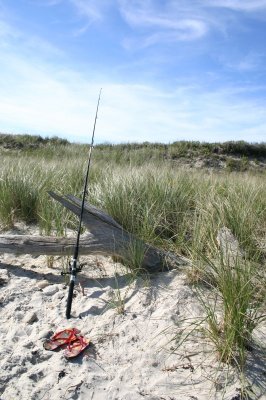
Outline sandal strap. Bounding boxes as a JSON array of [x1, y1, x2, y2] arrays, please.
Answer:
[[67, 335, 88, 351], [51, 328, 80, 343]]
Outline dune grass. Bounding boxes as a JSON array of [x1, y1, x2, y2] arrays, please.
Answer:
[[0, 147, 265, 256], [194, 253, 265, 368]]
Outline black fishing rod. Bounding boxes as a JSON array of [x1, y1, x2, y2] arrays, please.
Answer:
[[65, 89, 102, 319]]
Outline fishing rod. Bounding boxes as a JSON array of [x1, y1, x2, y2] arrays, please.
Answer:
[[64, 89, 102, 319]]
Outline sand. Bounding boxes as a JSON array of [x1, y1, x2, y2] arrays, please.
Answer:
[[0, 225, 265, 400]]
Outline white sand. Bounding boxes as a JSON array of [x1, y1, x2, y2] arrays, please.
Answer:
[[0, 226, 265, 400]]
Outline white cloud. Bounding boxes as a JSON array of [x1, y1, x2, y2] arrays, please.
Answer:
[[121, 7, 207, 37], [30, 0, 63, 5], [0, 16, 63, 58], [67, 0, 115, 35], [0, 44, 265, 143], [216, 51, 265, 73], [0, 19, 19, 40], [206, 0, 266, 11], [143, 20, 208, 46], [69, 0, 101, 21], [227, 53, 264, 71], [63, 0, 266, 45], [118, 1, 208, 47], [65, 1, 210, 44], [69, 0, 112, 22]]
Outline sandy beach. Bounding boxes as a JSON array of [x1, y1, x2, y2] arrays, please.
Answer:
[[0, 226, 266, 400], [0, 225, 265, 400]]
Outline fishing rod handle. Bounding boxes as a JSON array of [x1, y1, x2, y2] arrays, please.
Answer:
[[66, 279, 75, 319]]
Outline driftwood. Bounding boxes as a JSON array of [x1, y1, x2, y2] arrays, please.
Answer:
[[0, 192, 186, 272], [217, 226, 244, 265]]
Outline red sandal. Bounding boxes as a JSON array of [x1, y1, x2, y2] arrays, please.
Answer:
[[64, 334, 90, 359], [43, 328, 80, 351]]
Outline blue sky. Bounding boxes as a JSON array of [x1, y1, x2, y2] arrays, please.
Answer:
[[0, 0, 265, 144]]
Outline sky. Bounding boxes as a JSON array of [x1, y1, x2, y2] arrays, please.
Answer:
[[0, 1, 266, 144]]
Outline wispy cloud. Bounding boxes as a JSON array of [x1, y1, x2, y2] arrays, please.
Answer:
[[0, 41, 265, 143], [206, 0, 266, 11], [0, 19, 19, 40], [63, 0, 266, 45], [119, 1, 208, 47], [69, 0, 111, 22], [67, 0, 114, 35], [0, 16, 63, 59], [117, 0, 265, 51], [224, 52, 265, 72], [65, 1, 210, 44], [30, 0, 63, 5], [122, 22, 208, 50]]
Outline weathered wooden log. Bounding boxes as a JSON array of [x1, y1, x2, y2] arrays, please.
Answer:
[[0, 233, 165, 272], [217, 226, 244, 265], [0, 192, 187, 272]]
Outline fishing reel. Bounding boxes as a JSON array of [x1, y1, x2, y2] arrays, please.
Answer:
[[61, 260, 83, 276]]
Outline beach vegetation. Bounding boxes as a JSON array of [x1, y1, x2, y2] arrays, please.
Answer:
[[0, 134, 265, 379]]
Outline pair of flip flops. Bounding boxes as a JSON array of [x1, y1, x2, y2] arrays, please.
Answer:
[[43, 328, 89, 358]]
